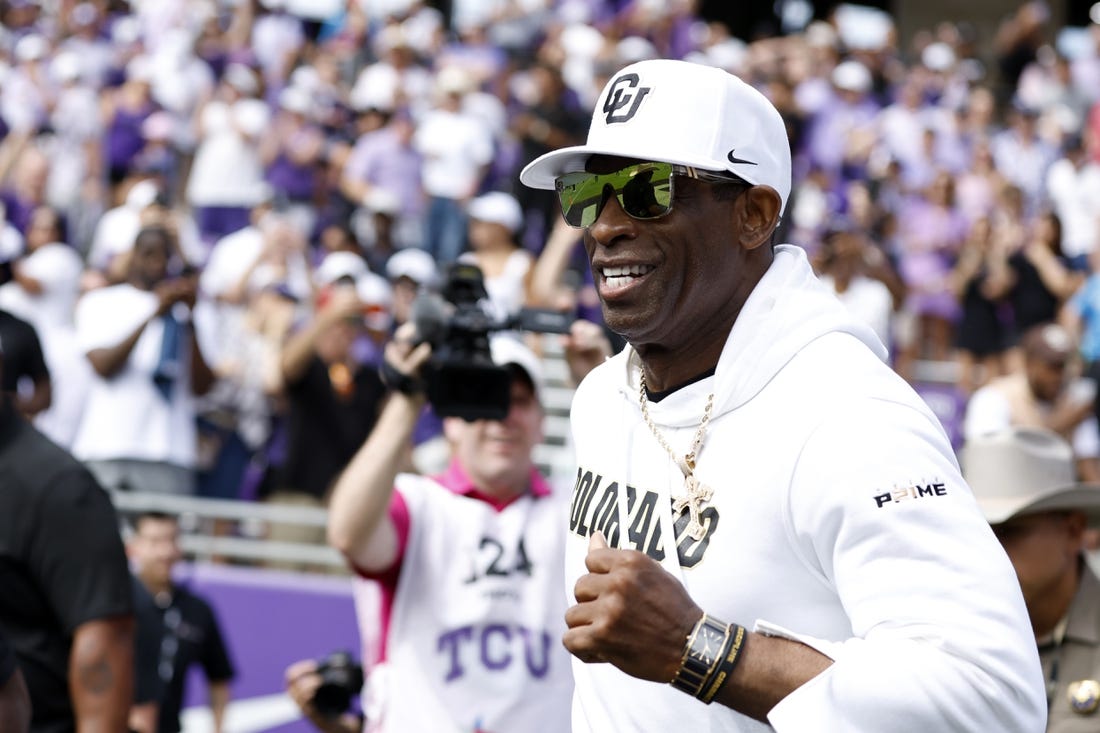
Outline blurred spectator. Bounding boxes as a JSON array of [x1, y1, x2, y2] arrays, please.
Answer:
[[0, 146, 53, 236], [895, 171, 969, 371], [459, 191, 532, 322], [261, 87, 326, 239], [965, 322, 1100, 481], [509, 61, 587, 248], [385, 247, 439, 328], [186, 63, 271, 245], [1, 34, 53, 137], [194, 213, 309, 505], [127, 512, 235, 733], [0, 349, 135, 733], [252, 0, 307, 88], [950, 218, 1012, 395], [1045, 132, 1100, 271], [953, 138, 1004, 226], [340, 105, 424, 253], [73, 225, 215, 496], [994, 1, 1050, 101], [58, 3, 112, 86], [1004, 210, 1082, 350], [813, 225, 898, 349], [0, 205, 88, 446], [87, 178, 161, 282], [1062, 244, 1100, 427], [103, 56, 159, 191], [132, 112, 182, 205], [199, 204, 312, 315], [803, 59, 880, 182], [413, 67, 494, 265], [990, 102, 1058, 213], [351, 25, 433, 117], [266, 279, 387, 567], [46, 49, 104, 229]]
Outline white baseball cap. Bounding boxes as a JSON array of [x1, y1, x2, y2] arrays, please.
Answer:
[[468, 192, 523, 233], [520, 59, 792, 215], [490, 334, 544, 399], [831, 60, 872, 93], [278, 86, 312, 115], [356, 271, 395, 332], [385, 248, 439, 287], [314, 251, 369, 287], [961, 427, 1100, 525]]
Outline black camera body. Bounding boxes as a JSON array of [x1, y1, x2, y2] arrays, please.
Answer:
[[312, 651, 365, 719], [412, 262, 572, 421]]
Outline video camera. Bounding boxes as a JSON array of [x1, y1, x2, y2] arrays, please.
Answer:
[[311, 650, 365, 719], [410, 262, 572, 421]]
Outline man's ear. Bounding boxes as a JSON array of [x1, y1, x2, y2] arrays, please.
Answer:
[[1066, 510, 1088, 547], [737, 186, 782, 251]]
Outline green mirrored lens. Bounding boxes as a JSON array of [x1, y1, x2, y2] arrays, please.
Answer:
[[556, 162, 674, 227]]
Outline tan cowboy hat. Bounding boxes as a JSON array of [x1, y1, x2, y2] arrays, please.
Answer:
[[960, 427, 1100, 525]]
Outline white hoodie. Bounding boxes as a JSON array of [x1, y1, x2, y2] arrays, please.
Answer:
[[566, 245, 1045, 732]]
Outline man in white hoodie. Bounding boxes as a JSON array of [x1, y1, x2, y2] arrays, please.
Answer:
[[519, 58, 1047, 732]]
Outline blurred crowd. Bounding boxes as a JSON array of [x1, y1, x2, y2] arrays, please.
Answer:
[[0, 0, 1099, 514]]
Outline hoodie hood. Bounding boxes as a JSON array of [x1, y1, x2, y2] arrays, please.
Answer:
[[615, 244, 888, 428]]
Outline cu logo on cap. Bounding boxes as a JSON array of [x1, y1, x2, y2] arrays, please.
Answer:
[[603, 73, 651, 124]]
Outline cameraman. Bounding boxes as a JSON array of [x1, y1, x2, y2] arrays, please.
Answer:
[[322, 329, 574, 732], [284, 657, 361, 733]]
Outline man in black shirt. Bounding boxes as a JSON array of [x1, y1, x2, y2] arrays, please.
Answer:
[[265, 280, 387, 569], [0, 349, 134, 733], [128, 512, 236, 733]]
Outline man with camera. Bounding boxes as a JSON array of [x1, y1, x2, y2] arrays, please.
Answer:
[[303, 329, 574, 732], [72, 224, 215, 496]]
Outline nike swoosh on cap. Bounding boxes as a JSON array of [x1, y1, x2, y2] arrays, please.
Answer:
[[726, 150, 757, 165]]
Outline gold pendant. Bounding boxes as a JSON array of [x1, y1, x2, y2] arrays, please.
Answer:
[[672, 474, 713, 541]]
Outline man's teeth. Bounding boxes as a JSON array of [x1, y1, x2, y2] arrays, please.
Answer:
[[602, 265, 653, 288], [602, 265, 651, 277]]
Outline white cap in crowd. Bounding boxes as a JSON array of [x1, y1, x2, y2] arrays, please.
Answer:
[[961, 427, 1100, 525], [490, 334, 544, 400], [831, 60, 872, 93], [520, 58, 793, 215], [51, 51, 81, 84], [224, 63, 259, 96], [362, 188, 402, 216], [314, 251, 370, 287], [15, 34, 47, 63], [357, 272, 395, 332], [278, 86, 312, 116], [385, 248, 439, 288], [467, 192, 524, 234], [435, 65, 474, 97]]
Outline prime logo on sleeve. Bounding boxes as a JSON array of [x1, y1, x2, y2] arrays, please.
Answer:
[[873, 481, 948, 509]]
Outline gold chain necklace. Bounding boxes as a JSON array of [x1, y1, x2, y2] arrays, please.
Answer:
[[639, 371, 716, 541]]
